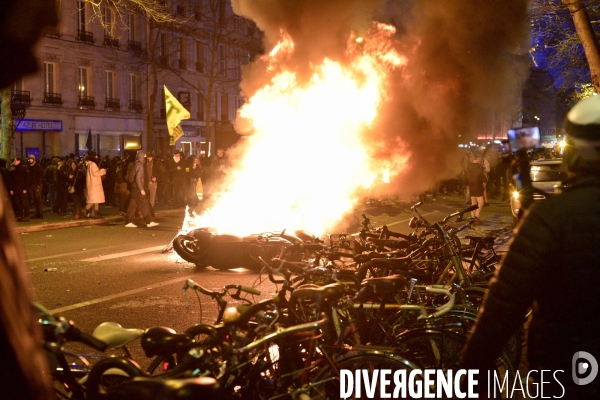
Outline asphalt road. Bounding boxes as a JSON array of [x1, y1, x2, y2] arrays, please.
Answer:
[[21, 194, 514, 370]]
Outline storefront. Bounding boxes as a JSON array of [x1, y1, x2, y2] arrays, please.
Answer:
[[15, 118, 63, 159], [75, 116, 144, 159], [179, 124, 207, 158]]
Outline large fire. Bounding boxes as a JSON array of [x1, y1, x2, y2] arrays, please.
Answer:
[[183, 23, 408, 237]]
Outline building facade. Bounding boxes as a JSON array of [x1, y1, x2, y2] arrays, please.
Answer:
[[7, 0, 260, 160]]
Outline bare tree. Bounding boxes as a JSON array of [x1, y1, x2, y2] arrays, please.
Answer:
[[562, 0, 600, 92], [139, 0, 260, 154], [530, 0, 600, 103]]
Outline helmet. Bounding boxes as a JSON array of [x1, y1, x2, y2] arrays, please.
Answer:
[[563, 96, 600, 174]]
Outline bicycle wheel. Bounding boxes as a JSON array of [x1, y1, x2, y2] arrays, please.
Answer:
[[310, 351, 417, 399], [395, 328, 465, 370]]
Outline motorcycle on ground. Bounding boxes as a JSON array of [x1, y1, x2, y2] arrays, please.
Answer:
[[171, 229, 320, 270]]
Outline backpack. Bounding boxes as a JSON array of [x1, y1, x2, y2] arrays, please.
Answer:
[[126, 163, 135, 183]]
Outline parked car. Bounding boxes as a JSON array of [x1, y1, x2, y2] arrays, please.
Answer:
[[510, 158, 565, 226]]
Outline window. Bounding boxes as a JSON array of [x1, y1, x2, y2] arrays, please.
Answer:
[[194, 0, 203, 20], [232, 49, 242, 80], [78, 67, 94, 108], [77, 0, 93, 43], [177, 37, 187, 69], [43, 63, 61, 106], [103, 7, 114, 37], [160, 34, 169, 57], [105, 70, 118, 99], [219, 0, 226, 23], [13, 79, 23, 92], [195, 42, 205, 72], [44, 62, 56, 93], [129, 74, 139, 101], [176, 0, 186, 16], [218, 44, 226, 76], [127, 14, 142, 51], [78, 67, 89, 97], [129, 74, 142, 112], [220, 93, 229, 122], [197, 92, 205, 121], [128, 14, 136, 41], [159, 34, 169, 66], [77, 0, 87, 32]]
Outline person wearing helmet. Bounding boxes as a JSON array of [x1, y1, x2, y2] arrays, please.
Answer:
[[461, 96, 600, 399]]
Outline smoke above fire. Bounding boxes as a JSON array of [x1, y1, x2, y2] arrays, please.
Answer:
[[232, 0, 531, 195], [188, 0, 531, 236]]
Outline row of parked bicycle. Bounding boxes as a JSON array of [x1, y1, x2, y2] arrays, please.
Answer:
[[41, 202, 520, 399]]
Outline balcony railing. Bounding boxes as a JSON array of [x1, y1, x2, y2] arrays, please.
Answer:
[[103, 34, 119, 48], [78, 96, 96, 109], [129, 100, 143, 113], [158, 56, 169, 68], [105, 98, 120, 110], [11, 90, 31, 106], [43, 92, 62, 106], [77, 30, 94, 44], [128, 40, 142, 53], [195, 62, 204, 73], [176, 59, 187, 70]]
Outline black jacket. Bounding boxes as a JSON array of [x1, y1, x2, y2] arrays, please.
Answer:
[[27, 162, 43, 186], [9, 163, 29, 192], [462, 175, 600, 395]]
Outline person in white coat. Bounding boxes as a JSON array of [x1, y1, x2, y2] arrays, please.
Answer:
[[84, 152, 107, 218]]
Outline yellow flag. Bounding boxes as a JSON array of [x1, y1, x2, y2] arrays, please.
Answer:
[[164, 86, 190, 146]]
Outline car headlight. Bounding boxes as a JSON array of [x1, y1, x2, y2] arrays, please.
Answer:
[[512, 191, 520, 200]]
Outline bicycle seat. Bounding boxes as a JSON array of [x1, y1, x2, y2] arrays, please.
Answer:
[[118, 376, 219, 399], [290, 282, 346, 304], [92, 322, 145, 349], [370, 256, 412, 270], [140, 327, 193, 358], [360, 275, 407, 295]]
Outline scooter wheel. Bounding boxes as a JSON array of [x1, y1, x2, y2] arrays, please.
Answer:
[[173, 234, 207, 265]]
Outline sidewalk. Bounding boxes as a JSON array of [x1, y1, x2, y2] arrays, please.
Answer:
[[14, 204, 187, 234]]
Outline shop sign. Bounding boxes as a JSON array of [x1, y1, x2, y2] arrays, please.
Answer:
[[17, 119, 62, 132], [182, 126, 206, 138]]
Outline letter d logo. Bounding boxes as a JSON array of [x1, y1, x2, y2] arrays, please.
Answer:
[[572, 351, 598, 386]]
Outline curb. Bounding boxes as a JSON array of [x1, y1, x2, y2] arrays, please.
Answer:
[[14, 208, 186, 234]]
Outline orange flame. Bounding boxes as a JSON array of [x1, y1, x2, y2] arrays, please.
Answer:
[[184, 23, 408, 237]]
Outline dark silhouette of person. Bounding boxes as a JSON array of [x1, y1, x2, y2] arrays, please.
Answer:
[[0, 0, 58, 398]]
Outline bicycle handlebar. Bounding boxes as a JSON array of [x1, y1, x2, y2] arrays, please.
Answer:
[[442, 204, 478, 224], [183, 279, 260, 297], [421, 285, 455, 319], [269, 258, 308, 275]]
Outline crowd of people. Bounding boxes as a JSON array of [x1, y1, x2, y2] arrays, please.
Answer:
[[0, 148, 229, 226], [428, 145, 560, 223]]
